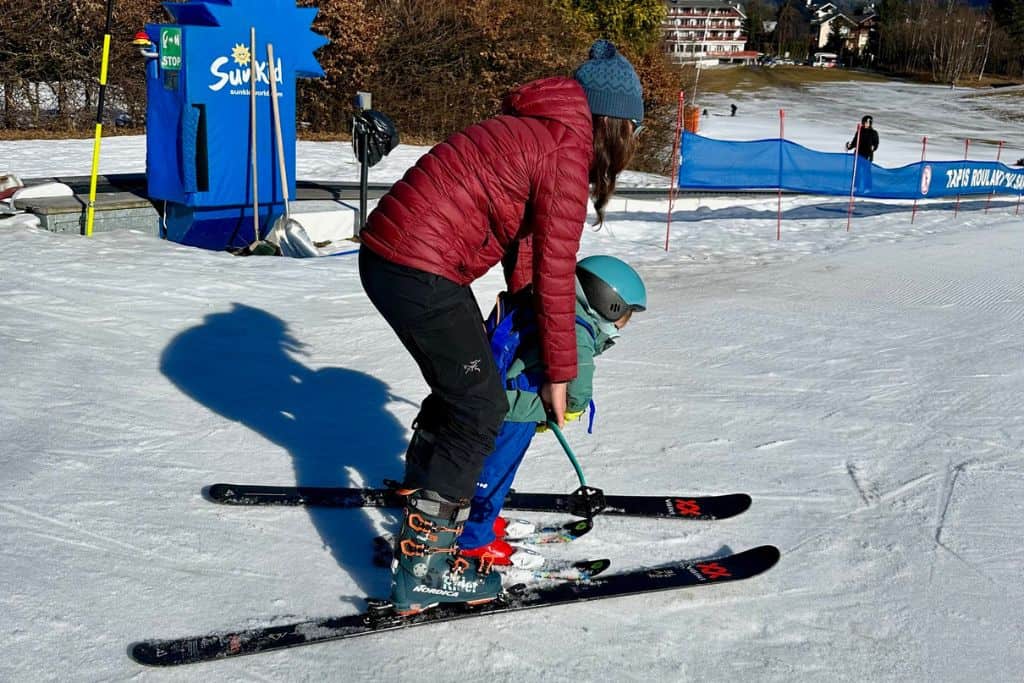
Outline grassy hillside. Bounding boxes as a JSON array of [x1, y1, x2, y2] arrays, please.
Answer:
[[695, 64, 1021, 96], [694, 65, 890, 95]]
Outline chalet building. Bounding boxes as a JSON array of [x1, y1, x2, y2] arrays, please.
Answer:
[[662, 0, 756, 65], [807, 0, 877, 58]]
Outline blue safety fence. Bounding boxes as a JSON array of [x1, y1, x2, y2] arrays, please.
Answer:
[[678, 132, 1024, 200]]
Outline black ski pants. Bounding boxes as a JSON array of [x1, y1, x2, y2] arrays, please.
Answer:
[[359, 246, 508, 501]]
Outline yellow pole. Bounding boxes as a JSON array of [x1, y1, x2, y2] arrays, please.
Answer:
[[86, 2, 115, 237]]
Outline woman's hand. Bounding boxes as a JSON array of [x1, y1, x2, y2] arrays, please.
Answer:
[[540, 381, 568, 427]]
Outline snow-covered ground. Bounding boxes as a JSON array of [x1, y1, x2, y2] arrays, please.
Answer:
[[1, 76, 1022, 681]]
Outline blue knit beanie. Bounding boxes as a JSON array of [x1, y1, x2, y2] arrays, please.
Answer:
[[574, 39, 644, 123]]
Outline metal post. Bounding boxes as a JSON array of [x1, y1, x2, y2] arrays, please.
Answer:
[[353, 91, 372, 237], [358, 129, 368, 233], [847, 123, 862, 232]]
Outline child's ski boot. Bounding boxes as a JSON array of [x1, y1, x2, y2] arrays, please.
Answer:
[[459, 537, 545, 570], [494, 515, 536, 540]]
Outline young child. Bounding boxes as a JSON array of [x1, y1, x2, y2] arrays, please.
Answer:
[[457, 255, 647, 567]]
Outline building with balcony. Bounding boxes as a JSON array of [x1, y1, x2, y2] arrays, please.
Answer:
[[663, 0, 754, 65], [807, 0, 877, 59]]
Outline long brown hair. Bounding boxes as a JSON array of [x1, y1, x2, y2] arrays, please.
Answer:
[[589, 115, 638, 225]]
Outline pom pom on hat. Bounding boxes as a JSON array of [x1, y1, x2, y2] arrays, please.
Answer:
[[574, 39, 644, 123], [588, 39, 618, 60]]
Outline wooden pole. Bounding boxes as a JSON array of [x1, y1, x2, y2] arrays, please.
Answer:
[[665, 91, 685, 252], [249, 27, 260, 242]]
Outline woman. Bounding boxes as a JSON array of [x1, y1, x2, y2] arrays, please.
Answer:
[[358, 39, 644, 614]]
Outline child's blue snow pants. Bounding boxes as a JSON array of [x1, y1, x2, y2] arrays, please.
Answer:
[[459, 420, 537, 549]]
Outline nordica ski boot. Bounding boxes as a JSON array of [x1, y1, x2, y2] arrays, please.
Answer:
[[391, 489, 503, 615]]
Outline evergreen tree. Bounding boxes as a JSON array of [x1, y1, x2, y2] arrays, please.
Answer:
[[743, 0, 774, 53], [775, 0, 810, 61], [992, 0, 1024, 40], [991, 0, 1024, 73]]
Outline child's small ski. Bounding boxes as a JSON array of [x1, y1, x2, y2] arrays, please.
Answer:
[[510, 518, 595, 544], [501, 558, 612, 584], [207, 482, 751, 521], [130, 545, 780, 667]]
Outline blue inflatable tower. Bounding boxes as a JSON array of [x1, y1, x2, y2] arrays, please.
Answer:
[[144, 0, 327, 250]]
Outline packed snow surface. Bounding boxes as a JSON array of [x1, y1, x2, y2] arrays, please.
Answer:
[[1, 77, 1022, 681]]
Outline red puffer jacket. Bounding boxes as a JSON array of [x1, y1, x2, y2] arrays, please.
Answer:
[[361, 77, 593, 383]]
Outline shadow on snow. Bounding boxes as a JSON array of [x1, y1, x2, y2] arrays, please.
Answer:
[[160, 302, 409, 604]]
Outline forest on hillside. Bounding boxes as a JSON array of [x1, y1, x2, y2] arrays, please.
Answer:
[[745, 0, 1024, 83], [3, 0, 1023, 172]]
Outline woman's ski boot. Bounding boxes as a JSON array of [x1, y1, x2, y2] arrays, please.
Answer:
[[390, 489, 503, 615]]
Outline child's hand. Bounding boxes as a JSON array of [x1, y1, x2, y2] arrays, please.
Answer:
[[535, 409, 583, 433]]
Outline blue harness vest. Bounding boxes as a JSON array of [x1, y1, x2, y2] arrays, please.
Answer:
[[485, 290, 598, 429]]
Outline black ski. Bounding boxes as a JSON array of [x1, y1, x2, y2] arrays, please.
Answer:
[[207, 482, 751, 521], [130, 545, 779, 667]]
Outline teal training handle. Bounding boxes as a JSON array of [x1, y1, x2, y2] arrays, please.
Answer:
[[546, 420, 587, 487]]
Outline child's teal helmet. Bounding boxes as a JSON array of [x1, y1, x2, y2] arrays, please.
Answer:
[[576, 255, 647, 321]]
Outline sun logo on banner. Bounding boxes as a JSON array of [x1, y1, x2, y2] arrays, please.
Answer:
[[231, 43, 250, 66]]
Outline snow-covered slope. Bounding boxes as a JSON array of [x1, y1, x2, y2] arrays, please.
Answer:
[[1, 77, 1022, 681]]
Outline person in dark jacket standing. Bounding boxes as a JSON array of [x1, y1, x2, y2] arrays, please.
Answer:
[[845, 114, 878, 192], [845, 114, 879, 161], [358, 39, 644, 614]]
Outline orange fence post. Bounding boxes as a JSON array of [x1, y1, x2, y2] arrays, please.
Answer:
[[683, 105, 700, 133]]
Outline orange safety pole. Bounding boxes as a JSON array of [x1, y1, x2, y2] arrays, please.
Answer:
[[846, 123, 862, 232], [911, 136, 927, 224], [954, 139, 970, 217], [665, 91, 685, 252], [985, 140, 1003, 214], [777, 109, 784, 240]]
